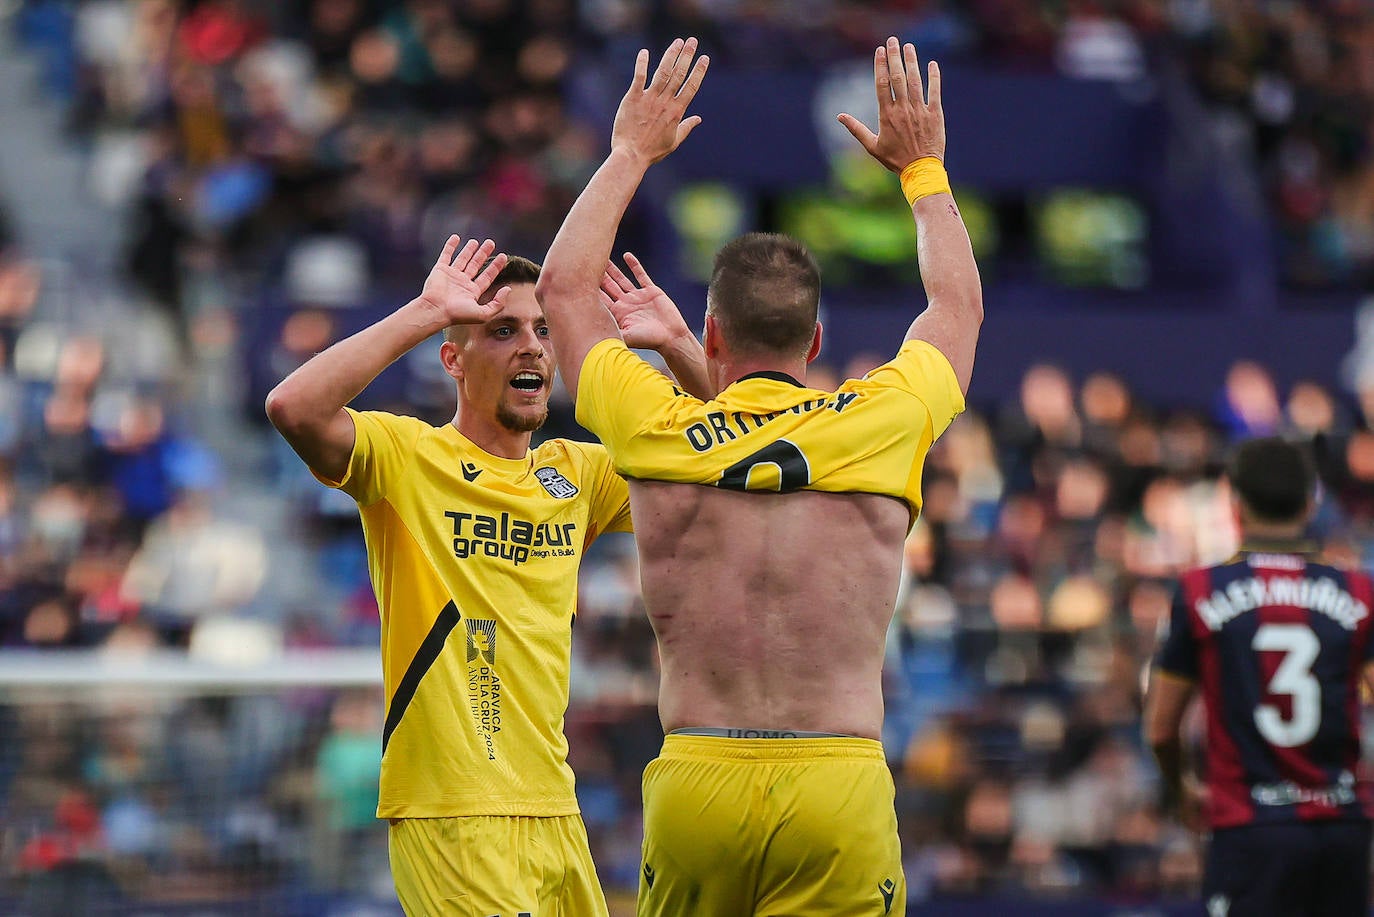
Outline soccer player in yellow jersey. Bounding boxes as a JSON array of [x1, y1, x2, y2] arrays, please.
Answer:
[[535, 37, 983, 916], [265, 237, 707, 915]]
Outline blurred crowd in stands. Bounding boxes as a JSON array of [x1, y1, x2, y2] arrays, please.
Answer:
[[3, 0, 1374, 910], [9, 0, 1372, 308]]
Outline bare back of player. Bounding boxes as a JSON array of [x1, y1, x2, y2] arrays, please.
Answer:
[[536, 35, 982, 915], [631, 483, 907, 738], [540, 37, 977, 741]]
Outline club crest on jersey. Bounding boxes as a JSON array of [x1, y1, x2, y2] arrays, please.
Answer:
[[534, 466, 578, 499]]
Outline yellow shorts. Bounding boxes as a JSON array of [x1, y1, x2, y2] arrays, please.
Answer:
[[638, 733, 905, 917], [388, 814, 609, 917]]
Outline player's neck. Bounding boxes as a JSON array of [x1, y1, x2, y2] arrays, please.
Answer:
[[716, 355, 809, 390], [1240, 520, 1307, 543], [450, 409, 531, 460]]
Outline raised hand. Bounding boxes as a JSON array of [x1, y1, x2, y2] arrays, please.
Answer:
[[600, 252, 692, 351], [837, 37, 945, 173], [419, 235, 510, 325], [611, 38, 710, 167]]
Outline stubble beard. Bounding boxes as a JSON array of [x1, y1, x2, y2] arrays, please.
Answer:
[[497, 401, 548, 434]]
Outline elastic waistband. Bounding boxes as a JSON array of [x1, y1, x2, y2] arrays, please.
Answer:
[[671, 727, 853, 739], [660, 732, 886, 763]]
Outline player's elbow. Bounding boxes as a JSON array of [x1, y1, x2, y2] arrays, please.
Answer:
[[532, 274, 559, 307], [533, 266, 580, 311], [264, 383, 307, 437], [1143, 717, 1179, 752], [961, 282, 985, 329], [1145, 732, 1171, 755]]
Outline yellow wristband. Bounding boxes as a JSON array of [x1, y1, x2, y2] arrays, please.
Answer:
[[900, 157, 951, 206]]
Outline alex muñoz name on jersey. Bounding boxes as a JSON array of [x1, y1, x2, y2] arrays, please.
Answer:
[[682, 393, 861, 453], [1195, 575, 1369, 631], [444, 510, 578, 566]]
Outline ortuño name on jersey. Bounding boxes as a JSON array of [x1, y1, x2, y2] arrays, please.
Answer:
[[683, 392, 862, 453], [444, 510, 578, 566], [1195, 575, 1369, 631]]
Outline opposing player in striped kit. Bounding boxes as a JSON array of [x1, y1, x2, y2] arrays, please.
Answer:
[[1147, 436, 1374, 917]]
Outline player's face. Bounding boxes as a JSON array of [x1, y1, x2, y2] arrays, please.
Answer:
[[453, 285, 554, 434]]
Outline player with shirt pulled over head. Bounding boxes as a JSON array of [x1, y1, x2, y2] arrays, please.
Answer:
[[1146, 436, 1374, 917], [265, 238, 707, 916], [536, 36, 982, 916]]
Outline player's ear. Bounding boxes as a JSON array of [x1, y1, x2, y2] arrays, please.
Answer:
[[1228, 490, 1245, 533], [805, 322, 823, 364], [440, 339, 464, 381], [703, 314, 721, 360]]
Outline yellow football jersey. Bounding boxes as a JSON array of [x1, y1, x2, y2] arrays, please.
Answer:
[[575, 338, 964, 519], [316, 408, 632, 818]]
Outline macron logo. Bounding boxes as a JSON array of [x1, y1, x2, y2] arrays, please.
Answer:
[[461, 462, 481, 482]]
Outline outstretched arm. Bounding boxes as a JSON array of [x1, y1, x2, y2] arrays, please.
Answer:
[[265, 236, 509, 481], [536, 38, 709, 400], [600, 252, 712, 399], [839, 37, 982, 394]]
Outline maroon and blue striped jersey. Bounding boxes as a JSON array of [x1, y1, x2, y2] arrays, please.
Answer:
[[1155, 544, 1374, 829]]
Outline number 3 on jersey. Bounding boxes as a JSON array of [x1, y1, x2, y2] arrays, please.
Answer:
[[1253, 623, 1321, 748], [717, 440, 811, 492]]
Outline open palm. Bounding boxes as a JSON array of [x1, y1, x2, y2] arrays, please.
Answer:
[[420, 235, 510, 325], [600, 253, 691, 350], [837, 37, 945, 173]]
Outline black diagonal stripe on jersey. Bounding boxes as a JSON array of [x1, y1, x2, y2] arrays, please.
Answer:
[[382, 601, 461, 753]]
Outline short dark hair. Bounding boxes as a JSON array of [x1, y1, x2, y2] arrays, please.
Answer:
[[1227, 436, 1316, 523], [443, 255, 541, 344], [706, 233, 820, 357]]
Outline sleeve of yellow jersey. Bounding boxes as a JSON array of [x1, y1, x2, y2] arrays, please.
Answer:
[[310, 408, 426, 507], [575, 338, 686, 469], [863, 339, 966, 442], [581, 443, 634, 541]]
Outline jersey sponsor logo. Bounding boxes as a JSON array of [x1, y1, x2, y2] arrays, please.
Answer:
[[1251, 771, 1358, 808], [682, 394, 862, 454], [1194, 575, 1368, 631], [461, 461, 482, 482], [444, 510, 578, 566], [534, 466, 578, 498], [879, 877, 896, 914], [465, 619, 502, 760]]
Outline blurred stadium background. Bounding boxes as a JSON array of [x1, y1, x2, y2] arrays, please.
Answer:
[[0, 0, 1372, 914]]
